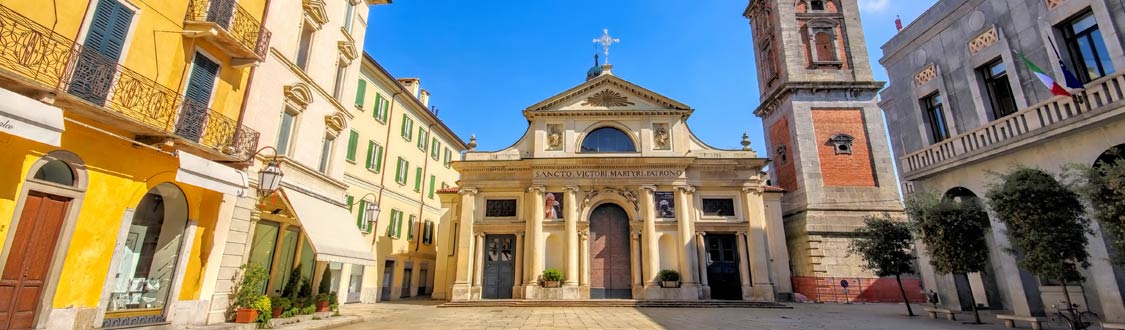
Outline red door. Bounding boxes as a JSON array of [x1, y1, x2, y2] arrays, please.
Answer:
[[0, 192, 69, 330], [589, 204, 631, 299]]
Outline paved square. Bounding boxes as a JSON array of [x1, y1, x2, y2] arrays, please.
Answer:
[[333, 301, 1014, 330]]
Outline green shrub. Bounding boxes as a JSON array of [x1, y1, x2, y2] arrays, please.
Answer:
[[251, 295, 271, 324], [541, 268, 563, 282], [270, 296, 291, 311], [233, 264, 268, 310], [318, 267, 333, 294], [658, 269, 680, 282]]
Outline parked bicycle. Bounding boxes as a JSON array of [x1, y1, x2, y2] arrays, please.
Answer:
[[1046, 300, 1101, 330]]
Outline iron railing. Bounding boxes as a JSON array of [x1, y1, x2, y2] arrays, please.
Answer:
[[185, 0, 271, 59], [0, 5, 260, 158]]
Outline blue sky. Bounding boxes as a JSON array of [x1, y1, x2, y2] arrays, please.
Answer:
[[364, 0, 937, 153]]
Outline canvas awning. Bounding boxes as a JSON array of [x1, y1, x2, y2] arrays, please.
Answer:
[[283, 189, 376, 266], [0, 88, 64, 146], [176, 152, 248, 196]]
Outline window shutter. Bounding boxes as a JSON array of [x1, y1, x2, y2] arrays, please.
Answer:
[[365, 141, 374, 169], [414, 167, 422, 192], [400, 114, 408, 139], [428, 175, 436, 199], [379, 98, 389, 122], [396, 213, 404, 237], [374, 93, 383, 120], [87, 0, 134, 61], [355, 79, 366, 107], [374, 144, 384, 172], [356, 200, 366, 229], [346, 195, 354, 211], [346, 131, 358, 162]]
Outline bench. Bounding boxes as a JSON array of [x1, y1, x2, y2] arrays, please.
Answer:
[[1104, 323, 1125, 330], [924, 308, 956, 320], [996, 314, 1043, 330]]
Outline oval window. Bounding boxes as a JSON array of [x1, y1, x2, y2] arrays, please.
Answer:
[[580, 127, 636, 153]]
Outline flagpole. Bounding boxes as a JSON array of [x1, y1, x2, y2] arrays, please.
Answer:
[[1045, 35, 1085, 103]]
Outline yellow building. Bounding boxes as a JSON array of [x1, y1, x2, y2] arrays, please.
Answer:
[[0, 0, 269, 327], [345, 54, 466, 302]]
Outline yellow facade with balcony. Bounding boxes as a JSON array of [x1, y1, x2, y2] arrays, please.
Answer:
[[0, 0, 269, 327]]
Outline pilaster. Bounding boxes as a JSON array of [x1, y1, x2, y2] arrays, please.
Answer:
[[695, 232, 711, 299], [514, 232, 525, 298], [527, 185, 546, 285], [743, 187, 775, 302], [450, 187, 477, 301], [735, 232, 753, 300], [674, 185, 700, 293], [564, 185, 580, 286], [639, 185, 659, 286]]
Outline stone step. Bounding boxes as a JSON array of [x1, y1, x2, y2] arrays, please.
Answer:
[[438, 300, 790, 309]]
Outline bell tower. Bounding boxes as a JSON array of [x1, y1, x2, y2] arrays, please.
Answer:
[[745, 0, 904, 280]]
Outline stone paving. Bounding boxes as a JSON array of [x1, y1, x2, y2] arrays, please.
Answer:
[[323, 300, 1020, 330]]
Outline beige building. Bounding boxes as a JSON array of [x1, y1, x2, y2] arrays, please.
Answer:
[[880, 0, 1125, 322], [432, 64, 792, 301], [344, 53, 466, 303]]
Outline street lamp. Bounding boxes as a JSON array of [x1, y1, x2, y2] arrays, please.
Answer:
[[236, 146, 285, 197], [347, 193, 382, 232]]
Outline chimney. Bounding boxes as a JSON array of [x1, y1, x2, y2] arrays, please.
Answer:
[[397, 78, 421, 98], [419, 89, 431, 107]]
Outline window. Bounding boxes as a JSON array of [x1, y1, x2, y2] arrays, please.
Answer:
[[395, 158, 409, 185], [921, 93, 950, 143], [828, 134, 854, 155], [354, 79, 366, 109], [400, 114, 414, 141], [276, 107, 298, 155], [701, 198, 736, 217], [1063, 11, 1114, 82], [332, 61, 347, 100], [980, 60, 1018, 118], [422, 220, 434, 245], [443, 148, 453, 167], [580, 127, 635, 152], [431, 139, 441, 160], [485, 199, 517, 217], [374, 94, 389, 123], [810, 0, 825, 11], [413, 167, 423, 192], [365, 141, 383, 172], [346, 130, 359, 163], [428, 175, 436, 199], [814, 31, 837, 62], [407, 215, 417, 241], [343, 2, 355, 33], [441, 182, 449, 189], [387, 209, 404, 238], [295, 23, 315, 71], [417, 128, 429, 151], [355, 199, 372, 233], [318, 135, 334, 174]]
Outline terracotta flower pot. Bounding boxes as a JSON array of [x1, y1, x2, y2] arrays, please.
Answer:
[[661, 280, 680, 288], [543, 280, 561, 288], [272, 307, 282, 318], [316, 301, 329, 312], [235, 308, 259, 323]]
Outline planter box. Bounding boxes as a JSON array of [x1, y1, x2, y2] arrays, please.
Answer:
[[234, 308, 259, 323], [661, 281, 680, 288], [542, 280, 561, 288], [316, 301, 329, 312]]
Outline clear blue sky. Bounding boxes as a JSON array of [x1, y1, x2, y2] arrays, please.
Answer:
[[363, 0, 938, 153]]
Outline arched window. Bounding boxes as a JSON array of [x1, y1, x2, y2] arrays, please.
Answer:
[[580, 127, 636, 153], [811, 0, 825, 11], [33, 160, 75, 186]]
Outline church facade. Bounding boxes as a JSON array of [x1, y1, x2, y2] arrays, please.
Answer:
[[430, 65, 793, 301]]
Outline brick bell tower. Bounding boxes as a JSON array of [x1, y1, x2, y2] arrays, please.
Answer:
[[744, 0, 904, 282]]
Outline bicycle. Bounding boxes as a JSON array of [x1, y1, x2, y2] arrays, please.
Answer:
[[1046, 300, 1102, 330]]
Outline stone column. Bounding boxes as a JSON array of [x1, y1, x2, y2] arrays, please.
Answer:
[[473, 233, 485, 288], [528, 185, 546, 284], [735, 232, 753, 300], [743, 187, 775, 301], [579, 230, 590, 288], [514, 232, 524, 297], [630, 230, 642, 288], [674, 185, 698, 287], [639, 185, 659, 286], [695, 232, 711, 299], [564, 186, 580, 286], [451, 188, 478, 300], [761, 192, 792, 294]]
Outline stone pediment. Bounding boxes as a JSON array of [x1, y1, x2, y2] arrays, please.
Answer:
[[524, 74, 691, 116]]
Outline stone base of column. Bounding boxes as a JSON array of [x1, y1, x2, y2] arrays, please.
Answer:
[[524, 285, 581, 300], [579, 285, 590, 299], [748, 284, 776, 302], [740, 285, 755, 301], [450, 283, 475, 301], [701, 285, 712, 300], [637, 286, 702, 300]]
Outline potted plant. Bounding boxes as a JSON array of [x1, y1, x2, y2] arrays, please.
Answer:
[[231, 264, 267, 323], [658, 269, 681, 288], [251, 295, 271, 324], [315, 293, 330, 312], [541, 268, 563, 288], [328, 291, 339, 313], [270, 296, 291, 318]]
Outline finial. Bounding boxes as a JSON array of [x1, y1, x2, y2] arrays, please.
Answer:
[[468, 134, 477, 151], [741, 133, 752, 151], [593, 29, 620, 65]]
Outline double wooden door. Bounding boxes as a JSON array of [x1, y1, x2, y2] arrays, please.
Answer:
[[481, 235, 514, 299], [0, 192, 70, 330], [589, 204, 631, 299], [706, 234, 742, 300]]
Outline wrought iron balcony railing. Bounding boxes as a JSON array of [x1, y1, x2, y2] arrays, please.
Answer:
[[900, 71, 1125, 180], [184, 0, 271, 60], [0, 5, 260, 159]]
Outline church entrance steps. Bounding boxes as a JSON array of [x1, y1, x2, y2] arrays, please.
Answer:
[[438, 300, 790, 308]]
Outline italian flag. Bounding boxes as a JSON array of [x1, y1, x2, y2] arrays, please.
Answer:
[[1021, 54, 1071, 97]]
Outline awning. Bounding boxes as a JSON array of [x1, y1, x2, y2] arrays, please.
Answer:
[[283, 189, 377, 266], [0, 87, 64, 146], [176, 152, 248, 196]]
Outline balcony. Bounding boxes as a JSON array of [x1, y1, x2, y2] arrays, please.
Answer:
[[183, 0, 271, 66], [899, 71, 1125, 180], [0, 5, 260, 161]]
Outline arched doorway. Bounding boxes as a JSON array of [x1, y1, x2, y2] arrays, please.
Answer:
[[0, 153, 86, 329], [102, 183, 190, 327], [943, 187, 1004, 311], [589, 203, 631, 299], [1092, 144, 1125, 312]]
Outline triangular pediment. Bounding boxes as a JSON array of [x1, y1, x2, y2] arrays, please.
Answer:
[[525, 74, 691, 113]]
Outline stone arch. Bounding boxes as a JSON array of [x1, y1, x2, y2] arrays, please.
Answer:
[[284, 83, 314, 111], [324, 111, 347, 138], [942, 186, 1005, 311], [579, 188, 640, 222], [658, 233, 678, 272], [26, 150, 88, 191], [1094, 143, 1125, 167], [576, 122, 639, 153]]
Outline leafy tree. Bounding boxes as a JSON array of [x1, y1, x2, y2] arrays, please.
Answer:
[[849, 213, 917, 316], [987, 168, 1090, 309], [906, 191, 991, 324], [1073, 156, 1125, 265]]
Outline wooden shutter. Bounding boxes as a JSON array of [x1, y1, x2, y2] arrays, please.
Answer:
[[413, 167, 422, 192], [355, 199, 366, 228], [365, 141, 374, 169], [346, 131, 359, 162], [374, 144, 384, 172], [355, 79, 366, 108], [428, 175, 436, 199], [86, 0, 134, 60]]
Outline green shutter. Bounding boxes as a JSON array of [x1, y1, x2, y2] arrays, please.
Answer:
[[355, 79, 366, 108], [386, 211, 395, 236], [374, 144, 384, 173], [380, 99, 389, 122], [365, 141, 374, 169], [428, 175, 436, 199], [356, 199, 366, 228], [346, 195, 354, 211], [373, 93, 383, 121], [346, 131, 358, 162], [400, 114, 408, 139], [395, 158, 403, 183], [414, 167, 422, 192]]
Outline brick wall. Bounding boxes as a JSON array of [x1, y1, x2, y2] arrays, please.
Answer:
[[769, 117, 799, 192], [792, 276, 927, 303], [811, 109, 875, 187]]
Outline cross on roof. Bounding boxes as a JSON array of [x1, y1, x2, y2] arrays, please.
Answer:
[[593, 29, 620, 65]]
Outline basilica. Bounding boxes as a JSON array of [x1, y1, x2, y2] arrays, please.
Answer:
[[429, 63, 792, 301]]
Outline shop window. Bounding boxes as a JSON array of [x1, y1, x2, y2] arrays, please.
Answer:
[[701, 198, 736, 217], [105, 184, 189, 319], [485, 199, 517, 217]]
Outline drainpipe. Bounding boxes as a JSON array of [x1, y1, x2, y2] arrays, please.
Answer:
[[233, 0, 273, 160]]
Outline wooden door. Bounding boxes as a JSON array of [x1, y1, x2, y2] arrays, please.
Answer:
[[379, 261, 394, 302], [481, 235, 514, 299], [589, 204, 630, 299], [0, 192, 70, 330], [706, 235, 742, 300]]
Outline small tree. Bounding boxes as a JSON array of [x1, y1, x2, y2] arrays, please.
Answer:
[[849, 213, 917, 316], [906, 191, 991, 324], [987, 168, 1091, 311], [1074, 158, 1125, 265]]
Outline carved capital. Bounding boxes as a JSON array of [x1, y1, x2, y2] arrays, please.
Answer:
[[474, 232, 486, 238], [563, 185, 581, 193], [458, 187, 479, 196], [631, 231, 642, 240], [675, 185, 696, 193], [578, 231, 589, 240], [696, 231, 706, 239], [527, 185, 546, 193], [742, 186, 763, 195], [736, 231, 747, 238], [638, 185, 657, 193]]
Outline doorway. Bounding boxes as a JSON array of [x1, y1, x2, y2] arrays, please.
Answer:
[[589, 204, 631, 299], [706, 234, 742, 300], [0, 192, 71, 330], [346, 264, 363, 303], [482, 235, 515, 299], [400, 267, 412, 298], [380, 260, 394, 301]]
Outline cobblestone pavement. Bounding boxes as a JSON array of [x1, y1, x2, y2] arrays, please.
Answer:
[[332, 300, 1015, 330]]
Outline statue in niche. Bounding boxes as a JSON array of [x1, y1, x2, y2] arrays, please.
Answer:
[[653, 124, 670, 150], [547, 124, 563, 150]]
